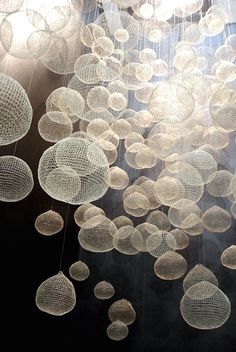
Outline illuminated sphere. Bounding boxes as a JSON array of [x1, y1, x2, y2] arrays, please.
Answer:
[[183, 264, 218, 292], [38, 137, 110, 204], [154, 251, 187, 280], [35, 271, 76, 316], [69, 261, 90, 281], [202, 206, 232, 233], [38, 112, 73, 142], [131, 222, 160, 252], [111, 119, 132, 139], [94, 281, 115, 300], [35, 210, 64, 236], [108, 299, 136, 325], [106, 321, 129, 341], [0, 156, 34, 202], [221, 246, 236, 270], [180, 281, 231, 330], [0, 73, 32, 146]]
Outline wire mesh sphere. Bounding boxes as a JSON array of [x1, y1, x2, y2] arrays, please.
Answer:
[[114, 0, 139, 8], [183, 264, 218, 292], [35, 210, 64, 236], [108, 93, 127, 112], [109, 167, 129, 190], [0, 11, 42, 59], [111, 119, 132, 139], [35, 271, 76, 316], [74, 53, 100, 84], [92, 36, 114, 58], [113, 225, 139, 256], [114, 28, 129, 43], [87, 86, 110, 113], [154, 251, 187, 280], [147, 231, 177, 258], [80, 23, 105, 48], [231, 202, 236, 219], [135, 82, 154, 104], [46, 87, 85, 123], [69, 260, 90, 281], [180, 281, 231, 330], [96, 57, 123, 82], [152, 59, 168, 77], [38, 112, 73, 143], [206, 170, 233, 197], [74, 203, 105, 229], [96, 10, 140, 51], [106, 321, 129, 341], [183, 149, 217, 185], [108, 299, 136, 326], [0, 73, 33, 146], [203, 126, 229, 150], [0, 0, 23, 13], [212, 104, 236, 133], [94, 281, 115, 300], [41, 21, 83, 74], [168, 200, 202, 233], [221, 246, 236, 270], [202, 206, 232, 233], [140, 179, 161, 210], [146, 210, 171, 231], [230, 174, 236, 198], [149, 81, 194, 123], [169, 229, 189, 250], [199, 13, 225, 37], [113, 216, 133, 229], [38, 136, 110, 204], [154, 176, 185, 207], [0, 156, 34, 202], [131, 223, 160, 252], [123, 191, 150, 217], [78, 217, 117, 253]]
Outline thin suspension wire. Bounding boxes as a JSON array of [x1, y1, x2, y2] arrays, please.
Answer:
[[59, 204, 70, 271]]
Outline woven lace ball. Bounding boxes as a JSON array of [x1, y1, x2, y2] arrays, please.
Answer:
[[106, 321, 129, 341], [0, 73, 32, 145], [180, 281, 231, 330], [0, 156, 34, 202], [74, 203, 105, 229], [169, 229, 189, 250], [202, 206, 232, 233], [183, 264, 218, 292], [69, 261, 90, 281], [154, 251, 187, 280], [35, 210, 64, 236], [221, 246, 236, 270], [35, 271, 76, 316], [38, 112, 73, 142], [38, 136, 110, 204], [78, 217, 116, 253], [109, 167, 129, 190], [113, 225, 139, 256], [0, 0, 23, 13], [108, 299, 136, 326], [94, 281, 115, 300]]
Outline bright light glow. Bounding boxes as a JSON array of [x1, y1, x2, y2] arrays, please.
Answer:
[[8, 11, 35, 44], [140, 3, 154, 19]]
